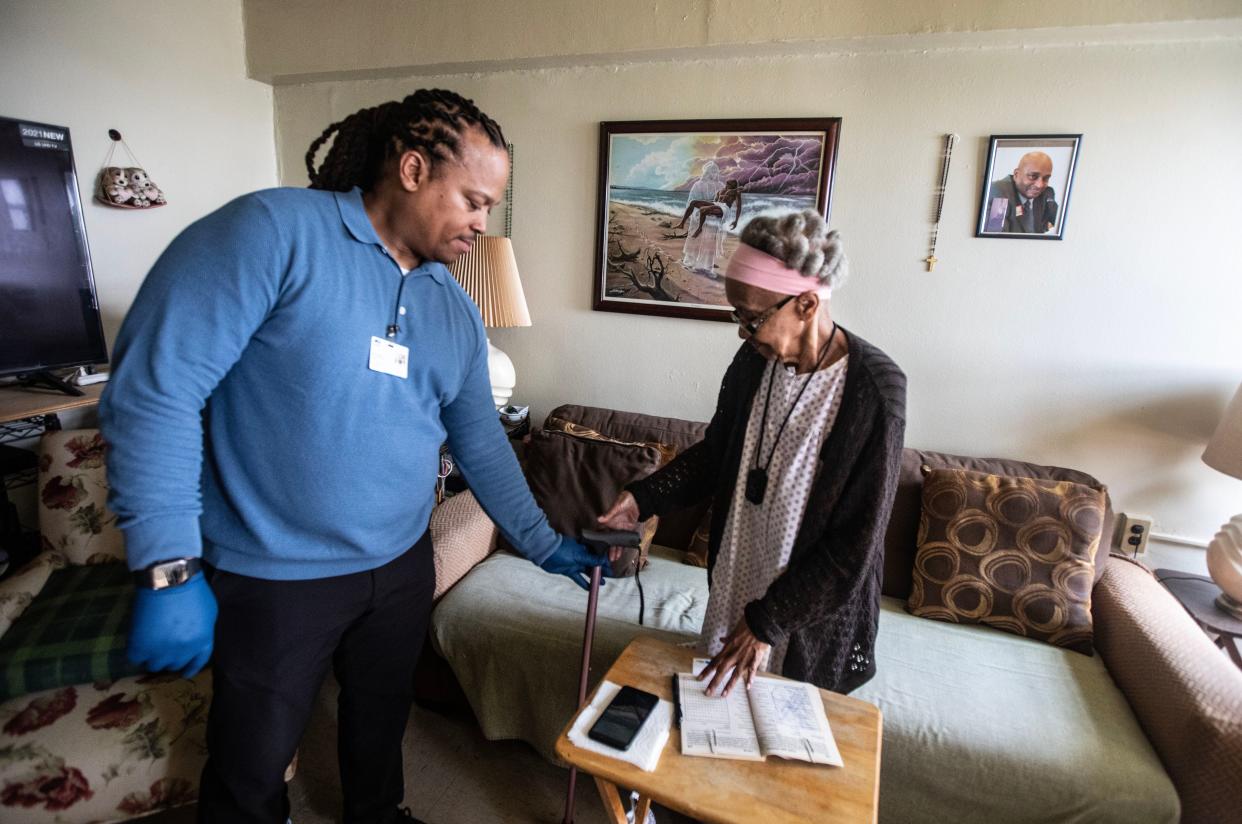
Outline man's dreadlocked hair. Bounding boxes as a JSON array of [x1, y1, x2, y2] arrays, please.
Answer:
[[305, 89, 506, 192]]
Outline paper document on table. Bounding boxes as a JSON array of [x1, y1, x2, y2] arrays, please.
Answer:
[[748, 677, 842, 766], [677, 670, 763, 760], [676, 662, 842, 766]]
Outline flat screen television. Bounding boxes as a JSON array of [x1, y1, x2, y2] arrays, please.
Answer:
[[0, 116, 107, 396]]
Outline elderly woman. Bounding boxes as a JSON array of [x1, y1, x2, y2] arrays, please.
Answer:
[[599, 209, 906, 698]]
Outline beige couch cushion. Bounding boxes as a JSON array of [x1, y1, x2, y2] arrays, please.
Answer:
[[430, 545, 705, 762], [854, 596, 1179, 824], [428, 491, 497, 601]]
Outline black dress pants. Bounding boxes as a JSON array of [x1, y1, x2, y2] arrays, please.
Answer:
[[197, 531, 434, 824]]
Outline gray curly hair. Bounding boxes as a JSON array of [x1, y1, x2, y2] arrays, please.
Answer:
[[739, 209, 848, 290]]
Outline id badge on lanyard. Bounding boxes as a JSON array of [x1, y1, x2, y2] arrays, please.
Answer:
[[368, 335, 409, 379]]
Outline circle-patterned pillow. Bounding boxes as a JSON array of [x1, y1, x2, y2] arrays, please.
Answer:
[[907, 467, 1105, 655]]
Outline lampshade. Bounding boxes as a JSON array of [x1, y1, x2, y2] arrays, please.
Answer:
[[1204, 383, 1242, 481], [447, 236, 531, 329]]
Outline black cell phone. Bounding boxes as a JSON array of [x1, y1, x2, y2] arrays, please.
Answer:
[[587, 685, 659, 751]]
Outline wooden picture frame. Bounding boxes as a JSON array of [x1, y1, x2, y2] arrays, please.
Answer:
[[593, 118, 841, 321], [976, 134, 1082, 240]]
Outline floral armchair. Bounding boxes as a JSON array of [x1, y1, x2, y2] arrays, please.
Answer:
[[0, 430, 210, 823]]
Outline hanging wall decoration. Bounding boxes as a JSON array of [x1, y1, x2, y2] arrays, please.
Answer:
[[503, 142, 514, 238], [94, 128, 166, 209], [925, 133, 958, 271], [593, 117, 841, 322]]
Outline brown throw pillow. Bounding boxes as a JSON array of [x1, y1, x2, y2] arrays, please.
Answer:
[[906, 467, 1106, 655], [684, 507, 711, 568], [545, 405, 710, 551], [523, 423, 666, 577]]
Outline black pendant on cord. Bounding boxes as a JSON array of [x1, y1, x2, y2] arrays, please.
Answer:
[[745, 468, 769, 505], [743, 323, 838, 508]]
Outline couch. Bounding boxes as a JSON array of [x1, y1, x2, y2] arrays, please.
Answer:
[[428, 404, 1242, 824], [0, 430, 210, 824]]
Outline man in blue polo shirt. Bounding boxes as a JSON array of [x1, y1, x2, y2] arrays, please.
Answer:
[[100, 89, 601, 824]]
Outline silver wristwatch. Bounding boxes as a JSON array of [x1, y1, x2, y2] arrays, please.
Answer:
[[134, 558, 202, 590]]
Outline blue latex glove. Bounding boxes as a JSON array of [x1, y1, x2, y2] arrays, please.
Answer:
[[127, 572, 218, 678], [539, 535, 607, 591]]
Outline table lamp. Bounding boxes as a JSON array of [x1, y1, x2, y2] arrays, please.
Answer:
[[1203, 382, 1242, 618], [447, 236, 531, 408]]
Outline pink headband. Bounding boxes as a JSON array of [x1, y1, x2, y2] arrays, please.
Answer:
[[725, 243, 829, 296]]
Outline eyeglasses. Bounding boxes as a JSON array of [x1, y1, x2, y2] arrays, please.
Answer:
[[730, 294, 795, 337]]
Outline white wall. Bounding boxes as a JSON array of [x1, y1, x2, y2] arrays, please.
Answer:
[[0, 0, 277, 532], [0, 0, 279, 347], [271, 29, 1242, 556]]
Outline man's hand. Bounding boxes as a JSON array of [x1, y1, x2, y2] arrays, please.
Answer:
[[127, 573, 218, 678], [699, 619, 771, 697], [539, 535, 607, 590]]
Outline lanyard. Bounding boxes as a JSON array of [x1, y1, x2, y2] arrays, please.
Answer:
[[745, 323, 838, 505], [386, 271, 410, 338]]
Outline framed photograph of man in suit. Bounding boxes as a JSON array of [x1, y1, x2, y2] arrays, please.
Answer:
[[976, 134, 1082, 240]]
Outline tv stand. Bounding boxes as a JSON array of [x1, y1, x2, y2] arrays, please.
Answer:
[[17, 370, 84, 397]]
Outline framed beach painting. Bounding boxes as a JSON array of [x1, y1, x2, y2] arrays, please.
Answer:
[[975, 134, 1082, 240], [592, 118, 841, 321]]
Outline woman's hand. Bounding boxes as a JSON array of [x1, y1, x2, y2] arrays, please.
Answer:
[[598, 491, 639, 530], [597, 492, 640, 563], [699, 619, 771, 697]]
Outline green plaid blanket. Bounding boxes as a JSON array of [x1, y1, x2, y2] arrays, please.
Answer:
[[0, 564, 142, 701]]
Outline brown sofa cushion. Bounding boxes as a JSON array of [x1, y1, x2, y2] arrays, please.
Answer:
[[523, 421, 665, 577], [544, 404, 709, 551], [883, 449, 1114, 601], [906, 467, 1105, 655], [684, 507, 711, 568]]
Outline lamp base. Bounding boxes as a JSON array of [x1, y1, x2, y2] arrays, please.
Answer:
[[1216, 592, 1242, 620], [1206, 513, 1242, 617], [487, 339, 516, 410]]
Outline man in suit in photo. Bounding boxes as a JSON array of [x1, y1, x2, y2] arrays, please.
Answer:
[[985, 151, 1059, 234]]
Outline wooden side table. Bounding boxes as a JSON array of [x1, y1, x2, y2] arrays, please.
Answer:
[[1154, 568, 1242, 669], [556, 635, 882, 824]]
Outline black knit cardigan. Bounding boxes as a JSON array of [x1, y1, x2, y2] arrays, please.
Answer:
[[627, 329, 906, 693]]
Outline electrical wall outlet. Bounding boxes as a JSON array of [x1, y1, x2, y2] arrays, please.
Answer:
[[1119, 513, 1153, 555]]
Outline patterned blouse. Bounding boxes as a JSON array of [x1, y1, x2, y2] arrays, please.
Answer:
[[700, 355, 849, 674]]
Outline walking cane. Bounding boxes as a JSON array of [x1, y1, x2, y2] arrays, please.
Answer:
[[561, 528, 642, 824]]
